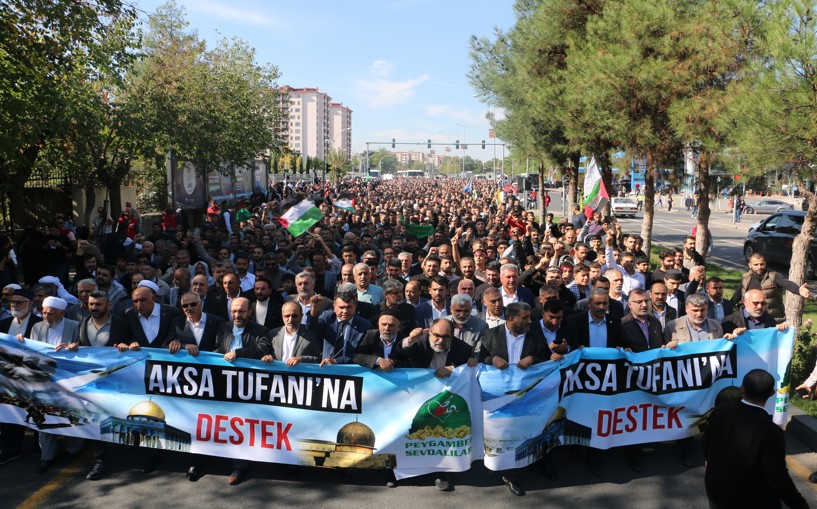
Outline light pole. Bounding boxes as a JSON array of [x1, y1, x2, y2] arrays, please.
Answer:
[[454, 123, 475, 178]]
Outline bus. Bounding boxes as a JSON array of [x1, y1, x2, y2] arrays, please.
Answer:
[[395, 170, 425, 178]]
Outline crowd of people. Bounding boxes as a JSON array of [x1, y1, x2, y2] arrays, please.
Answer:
[[0, 176, 811, 504]]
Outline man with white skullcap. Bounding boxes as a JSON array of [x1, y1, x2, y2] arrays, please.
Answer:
[[16, 295, 82, 473]]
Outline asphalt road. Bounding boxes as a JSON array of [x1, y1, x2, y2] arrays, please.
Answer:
[[4, 429, 817, 509]]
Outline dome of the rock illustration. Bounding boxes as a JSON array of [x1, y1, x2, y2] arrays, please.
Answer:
[[128, 400, 166, 422], [336, 421, 376, 448]]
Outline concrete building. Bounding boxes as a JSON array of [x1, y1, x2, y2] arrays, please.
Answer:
[[278, 87, 352, 162]]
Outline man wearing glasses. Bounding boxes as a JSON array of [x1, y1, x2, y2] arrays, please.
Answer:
[[168, 291, 225, 356]]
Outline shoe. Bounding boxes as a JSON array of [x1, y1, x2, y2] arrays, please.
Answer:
[[86, 461, 108, 481], [227, 468, 244, 486], [434, 477, 450, 491], [386, 480, 398, 488], [809, 471, 817, 484], [35, 460, 52, 474], [0, 452, 22, 466], [141, 455, 161, 474], [186, 466, 199, 482], [502, 476, 525, 496]]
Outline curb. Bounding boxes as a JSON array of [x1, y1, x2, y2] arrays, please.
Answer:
[[788, 405, 817, 453]]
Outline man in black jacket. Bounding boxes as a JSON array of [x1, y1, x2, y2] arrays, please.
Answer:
[[704, 369, 808, 509]]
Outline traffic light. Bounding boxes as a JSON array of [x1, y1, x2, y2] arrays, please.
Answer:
[[455, 140, 459, 149], [391, 138, 395, 149], [427, 139, 431, 149], [482, 140, 486, 149], [463, 144, 468, 149]]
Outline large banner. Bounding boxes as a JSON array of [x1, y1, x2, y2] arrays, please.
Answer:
[[480, 328, 794, 471], [0, 329, 793, 475]]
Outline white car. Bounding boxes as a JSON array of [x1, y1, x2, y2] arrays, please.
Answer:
[[743, 199, 794, 214], [611, 197, 638, 218]]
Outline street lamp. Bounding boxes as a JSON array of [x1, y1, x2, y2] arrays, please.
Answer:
[[454, 123, 475, 178]]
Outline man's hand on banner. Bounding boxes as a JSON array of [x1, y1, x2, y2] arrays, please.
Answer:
[[185, 344, 199, 356], [15, 333, 24, 343], [285, 356, 302, 366], [467, 358, 478, 368], [320, 358, 337, 367], [115, 342, 140, 352], [54, 342, 79, 352], [777, 323, 790, 332], [492, 357, 509, 370], [261, 354, 274, 363], [224, 351, 237, 363], [167, 339, 182, 354], [664, 340, 678, 350], [377, 357, 395, 371], [434, 366, 453, 378], [517, 356, 534, 370]]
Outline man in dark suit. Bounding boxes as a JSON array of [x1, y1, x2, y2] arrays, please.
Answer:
[[192, 274, 227, 320], [499, 263, 535, 306], [216, 296, 272, 485], [216, 272, 255, 321], [722, 289, 780, 334], [307, 283, 371, 366], [704, 369, 808, 509], [251, 276, 283, 331], [266, 302, 320, 365], [664, 269, 686, 318], [0, 289, 42, 466], [479, 301, 549, 496], [166, 291, 224, 356], [575, 276, 624, 321], [413, 275, 450, 328], [368, 279, 414, 338], [618, 288, 667, 473], [564, 289, 621, 350], [704, 276, 733, 322], [121, 281, 181, 350], [647, 281, 676, 331], [354, 309, 410, 370]]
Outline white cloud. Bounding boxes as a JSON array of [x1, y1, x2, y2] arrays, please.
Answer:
[[186, 0, 280, 28], [354, 75, 430, 109], [423, 104, 487, 124], [369, 60, 395, 78]]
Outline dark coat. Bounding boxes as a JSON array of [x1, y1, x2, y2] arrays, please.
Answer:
[[393, 335, 473, 369], [306, 310, 371, 364], [169, 313, 225, 352], [563, 311, 621, 350], [478, 324, 549, 366], [413, 300, 450, 329], [704, 402, 808, 509], [124, 304, 182, 347], [78, 314, 129, 347], [251, 297, 284, 331], [201, 293, 228, 320], [0, 314, 42, 337], [721, 309, 777, 335], [353, 330, 411, 369], [619, 314, 665, 352], [215, 321, 271, 360]]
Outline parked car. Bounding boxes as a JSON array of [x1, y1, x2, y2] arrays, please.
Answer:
[[743, 210, 816, 278], [611, 197, 638, 218], [743, 199, 794, 214]]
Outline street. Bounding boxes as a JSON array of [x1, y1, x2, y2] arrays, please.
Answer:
[[4, 430, 817, 509]]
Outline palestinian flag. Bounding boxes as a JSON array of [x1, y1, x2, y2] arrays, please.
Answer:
[[276, 199, 324, 238], [333, 198, 355, 212], [583, 156, 610, 218]]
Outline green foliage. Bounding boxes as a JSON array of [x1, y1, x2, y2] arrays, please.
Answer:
[[790, 320, 817, 394]]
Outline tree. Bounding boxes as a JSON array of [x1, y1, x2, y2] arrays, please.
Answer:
[[326, 148, 349, 184], [0, 0, 137, 227], [727, 0, 817, 326]]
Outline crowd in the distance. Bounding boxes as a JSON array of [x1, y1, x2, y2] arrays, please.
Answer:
[[0, 176, 810, 500]]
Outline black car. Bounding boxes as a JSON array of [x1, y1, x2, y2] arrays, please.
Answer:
[[743, 210, 816, 278]]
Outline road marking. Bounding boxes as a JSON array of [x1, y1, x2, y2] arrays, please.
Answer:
[[17, 454, 87, 509], [787, 455, 817, 494]]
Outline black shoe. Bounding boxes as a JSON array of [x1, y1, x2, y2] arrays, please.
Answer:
[[186, 465, 199, 482], [227, 468, 245, 486], [141, 455, 161, 474], [86, 461, 108, 481], [434, 477, 451, 491], [35, 460, 52, 474], [0, 452, 22, 466], [809, 471, 817, 484], [502, 476, 525, 496]]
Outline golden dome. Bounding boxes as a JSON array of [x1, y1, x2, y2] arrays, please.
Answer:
[[336, 421, 375, 448], [128, 401, 166, 421]]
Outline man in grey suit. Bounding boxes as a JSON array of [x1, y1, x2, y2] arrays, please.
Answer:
[[447, 294, 487, 359], [266, 302, 320, 365], [16, 296, 82, 474]]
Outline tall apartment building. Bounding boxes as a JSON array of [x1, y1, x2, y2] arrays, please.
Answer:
[[277, 86, 352, 161]]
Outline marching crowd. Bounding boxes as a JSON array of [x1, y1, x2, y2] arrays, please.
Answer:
[[0, 176, 812, 506]]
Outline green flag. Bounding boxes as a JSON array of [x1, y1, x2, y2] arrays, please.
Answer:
[[400, 216, 435, 239]]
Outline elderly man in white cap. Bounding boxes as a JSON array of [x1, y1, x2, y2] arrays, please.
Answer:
[[16, 295, 82, 473], [121, 280, 181, 351]]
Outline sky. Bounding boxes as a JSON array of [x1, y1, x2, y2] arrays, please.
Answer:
[[133, 0, 517, 162]]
